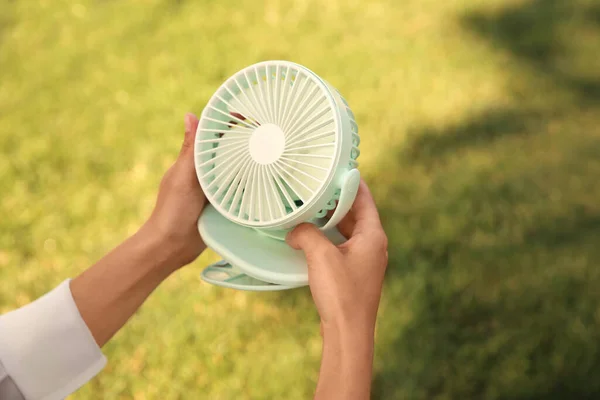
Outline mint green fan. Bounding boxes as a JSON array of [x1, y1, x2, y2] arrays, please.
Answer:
[[194, 61, 360, 291]]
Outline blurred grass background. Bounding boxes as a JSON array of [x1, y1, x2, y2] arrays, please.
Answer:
[[1, 0, 599, 398]]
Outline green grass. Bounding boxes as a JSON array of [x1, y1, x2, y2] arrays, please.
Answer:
[[1, 0, 599, 398]]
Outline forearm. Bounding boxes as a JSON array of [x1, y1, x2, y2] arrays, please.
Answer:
[[315, 323, 375, 400], [70, 225, 194, 347]]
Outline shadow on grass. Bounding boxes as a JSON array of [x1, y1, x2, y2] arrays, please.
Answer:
[[462, 0, 600, 105], [372, 0, 600, 398], [403, 108, 539, 163]]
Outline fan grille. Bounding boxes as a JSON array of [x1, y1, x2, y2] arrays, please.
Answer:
[[195, 62, 341, 227]]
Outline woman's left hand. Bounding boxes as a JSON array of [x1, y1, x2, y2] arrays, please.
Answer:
[[142, 113, 207, 269]]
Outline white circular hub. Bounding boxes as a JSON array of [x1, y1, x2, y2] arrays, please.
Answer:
[[249, 123, 285, 165]]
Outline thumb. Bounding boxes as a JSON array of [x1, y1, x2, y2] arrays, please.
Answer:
[[286, 223, 337, 262], [179, 113, 199, 157]]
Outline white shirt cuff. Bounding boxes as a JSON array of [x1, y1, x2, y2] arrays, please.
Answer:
[[0, 279, 107, 400]]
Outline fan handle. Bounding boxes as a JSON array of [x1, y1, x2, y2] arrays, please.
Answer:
[[320, 169, 361, 231]]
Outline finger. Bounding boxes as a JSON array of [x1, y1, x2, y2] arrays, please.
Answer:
[[336, 211, 356, 239], [221, 112, 247, 137], [286, 223, 337, 262], [229, 112, 246, 124], [351, 180, 383, 234], [325, 202, 355, 239], [179, 113, 199, 157], [326, 208, 335, 219]]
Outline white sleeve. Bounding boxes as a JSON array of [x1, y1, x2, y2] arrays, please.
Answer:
[[0, 280, 107, 400]]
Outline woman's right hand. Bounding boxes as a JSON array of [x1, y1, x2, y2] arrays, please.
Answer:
[[286, 180, 388, 400], [287, 180, 388, 334]]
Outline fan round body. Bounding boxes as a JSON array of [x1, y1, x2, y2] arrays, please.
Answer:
[[194, 61, 360, 290]]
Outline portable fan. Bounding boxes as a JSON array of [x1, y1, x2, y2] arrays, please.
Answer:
[[194, 60, 360, 291]]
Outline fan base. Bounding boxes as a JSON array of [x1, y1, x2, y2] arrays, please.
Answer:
[[198, 204, 346, 291], [201, 260, 302, 291]]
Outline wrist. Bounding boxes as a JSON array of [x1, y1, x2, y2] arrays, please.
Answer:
[[136, 220, 206, 272], [135, 224, 198, 274], [318, 319, 375, 399], [322, 316, 376, 370], [322, 311, 377, 338], [322, 319, 375, 350]]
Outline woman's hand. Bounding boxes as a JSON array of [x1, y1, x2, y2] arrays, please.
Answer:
[[72, 113, 208, 347], [287, 180, 388, 334], [286, 180, 388, 400], [141, 113, 207, 270]]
